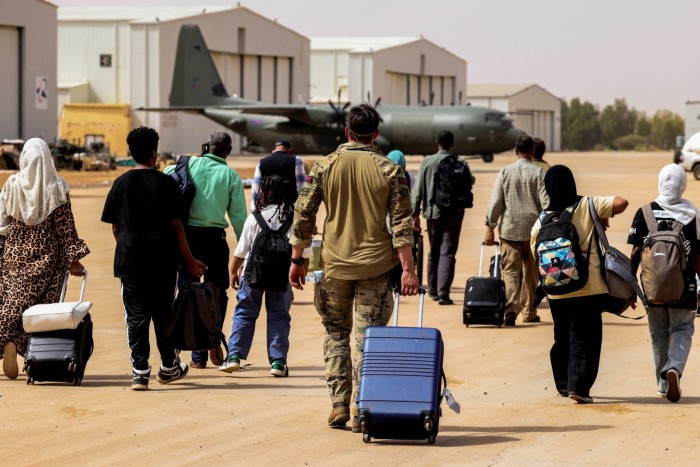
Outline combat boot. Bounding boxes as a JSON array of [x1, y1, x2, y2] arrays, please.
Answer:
[[328, 403, 350, 428]]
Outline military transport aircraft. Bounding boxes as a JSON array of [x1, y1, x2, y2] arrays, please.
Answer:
[[142, 24, 523, 160]]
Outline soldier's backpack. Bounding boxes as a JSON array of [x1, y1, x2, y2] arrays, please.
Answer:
[[244, 210, 294, 292], [639, 203, 688, 305], [431, 154, 473, 213], [535, 201, 592, 295], [169, 155, 196, 224]]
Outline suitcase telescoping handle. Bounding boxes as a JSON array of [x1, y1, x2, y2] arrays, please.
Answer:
[[59, 269, 88, 303], [478, 241, 501, 278], [392, 287, 426, 327]]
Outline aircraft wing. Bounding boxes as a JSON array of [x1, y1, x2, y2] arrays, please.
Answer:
[[136, 106, 208, 112], [219, 104, 336, 127]]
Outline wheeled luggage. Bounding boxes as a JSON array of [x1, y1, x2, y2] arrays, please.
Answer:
[[23, 271, 92, 333], [24, 313, 94, 385], [24, 270, 94, 385], [463, 242, 506, 327], [357, 289, 448, 444]]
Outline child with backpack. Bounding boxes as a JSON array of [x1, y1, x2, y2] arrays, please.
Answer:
[[531, 165, 628, 404], [219, 175, 311, 377], [627, 164, 700, 403]]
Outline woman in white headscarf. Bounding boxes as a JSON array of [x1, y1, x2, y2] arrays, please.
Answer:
[[0, 138, 89, 380], [628, 163, 700, 403]]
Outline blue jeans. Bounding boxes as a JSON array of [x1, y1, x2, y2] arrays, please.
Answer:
[[227, 277, 292, 363], [647, 306, 695, 393]]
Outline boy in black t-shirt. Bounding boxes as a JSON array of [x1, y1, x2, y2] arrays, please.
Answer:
[[628, 164, 700, 403], [101, 127, 206, 390]]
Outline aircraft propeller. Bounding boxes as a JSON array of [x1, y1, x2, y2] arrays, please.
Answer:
[[328, 89, 350, 142]]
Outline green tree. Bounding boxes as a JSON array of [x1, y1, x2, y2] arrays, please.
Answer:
[[649, 110, 684, 150], [636, 116, 652, 138], [599, 99, 638, 148], [561, 98, 601, 150]]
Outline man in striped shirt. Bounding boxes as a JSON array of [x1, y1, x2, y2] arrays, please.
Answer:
[[250, 140, 306, 212]]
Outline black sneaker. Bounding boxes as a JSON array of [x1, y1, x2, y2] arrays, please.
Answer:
[[132, 367, 151, 391], [568, 391, 593, 404], [156, 361, 189, 384], [504, 313, 517, 327], [438, 296, 454, 305], [666, 368, 681, 402], [428, 292, 439, 301]]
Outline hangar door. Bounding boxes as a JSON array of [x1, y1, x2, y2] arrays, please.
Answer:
[[0, 27, 20, 140]]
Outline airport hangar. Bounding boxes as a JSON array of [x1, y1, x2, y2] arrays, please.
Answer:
[[686, 100, 700, 139], [309, 37, 467, 108], [0, 0, 58, 143], [56, 6, 310, 156], [466, 84, 562, 152], [57, 6, 469, 156]]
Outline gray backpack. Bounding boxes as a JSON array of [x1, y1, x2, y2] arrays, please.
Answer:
[[639, 204, 688, 305]]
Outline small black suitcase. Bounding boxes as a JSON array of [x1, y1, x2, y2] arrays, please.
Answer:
[[24, 313, 94, 386], [463, 242, 506, 327]]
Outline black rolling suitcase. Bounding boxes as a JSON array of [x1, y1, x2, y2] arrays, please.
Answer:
[[463, 242, 506, 327], [24, 272, 94, 386], [24, 314, 94, 385], [357, 289, 459, 444]]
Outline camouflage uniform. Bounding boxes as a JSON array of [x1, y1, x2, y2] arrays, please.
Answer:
[[290, 142, 413, 414]]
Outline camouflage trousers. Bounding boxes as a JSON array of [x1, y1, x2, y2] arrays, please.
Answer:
[[314, 272, 393, 415]]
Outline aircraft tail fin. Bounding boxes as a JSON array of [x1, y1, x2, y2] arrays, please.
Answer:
[[170, 24, 232, 107]]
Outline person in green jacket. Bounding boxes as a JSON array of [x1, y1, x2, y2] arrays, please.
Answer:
[[164, 131, 247, 369]]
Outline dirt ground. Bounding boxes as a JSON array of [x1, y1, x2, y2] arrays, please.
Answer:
[[2, 151, 700, 466]]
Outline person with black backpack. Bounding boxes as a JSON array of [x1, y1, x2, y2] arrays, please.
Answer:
[[531, 165, 628, 404], [163, 131, 247, 370], [219, 175, 311, 377], [627, 164, 700, 403], [485, 134, 548, 326], [412, 130, 475, 305]]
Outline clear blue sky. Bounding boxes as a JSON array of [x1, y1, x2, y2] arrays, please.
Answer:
[[53, 0, 700, 115]]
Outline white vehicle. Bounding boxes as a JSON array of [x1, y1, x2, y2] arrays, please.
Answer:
[[679, 132, 700, 179]]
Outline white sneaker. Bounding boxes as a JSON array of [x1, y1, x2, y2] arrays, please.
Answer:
[[3, 342, 18, 380]]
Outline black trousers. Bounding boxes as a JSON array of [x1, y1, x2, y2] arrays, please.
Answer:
[[184, 226, 230, 363], [121, 272, 179, 371], [426, 211, 464, 299], [549, 294, 605, 397]]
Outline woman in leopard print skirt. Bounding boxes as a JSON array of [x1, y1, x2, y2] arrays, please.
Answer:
[[0, 138, 89, 379]]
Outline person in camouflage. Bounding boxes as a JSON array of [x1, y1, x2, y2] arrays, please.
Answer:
[[288, 103, 419, 431]]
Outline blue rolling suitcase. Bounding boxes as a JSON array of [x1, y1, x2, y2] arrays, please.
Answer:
[[357, 289, 446, 444]]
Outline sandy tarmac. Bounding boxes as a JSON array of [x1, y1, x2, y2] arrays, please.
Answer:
[[1, 151, 699, 466]]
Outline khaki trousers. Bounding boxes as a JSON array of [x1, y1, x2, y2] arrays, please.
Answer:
[[500, 238, 539, 320], [314, 272, 393, 414]]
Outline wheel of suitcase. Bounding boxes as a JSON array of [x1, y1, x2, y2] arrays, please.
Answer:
[[73, 378, 82, 386], [362, 433, 371, 444], [26, 377, 33, 385], [427, 434, 436, 444]]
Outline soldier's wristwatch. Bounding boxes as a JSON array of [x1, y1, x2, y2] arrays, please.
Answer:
[[290, 256, 305, 266]]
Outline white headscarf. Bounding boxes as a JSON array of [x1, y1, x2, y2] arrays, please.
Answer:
[[655, 163, 700, 237], [0, 138, 69, 234]]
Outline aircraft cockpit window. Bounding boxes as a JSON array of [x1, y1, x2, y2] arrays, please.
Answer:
[[485, 112, 505, 123]]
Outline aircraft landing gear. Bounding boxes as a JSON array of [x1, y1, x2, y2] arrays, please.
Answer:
[[481, 153, 494, 163]]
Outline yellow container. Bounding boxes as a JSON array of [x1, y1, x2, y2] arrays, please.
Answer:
[[59, 103, 132, 157]]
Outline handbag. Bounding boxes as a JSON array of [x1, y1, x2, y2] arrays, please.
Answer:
[[23, 270, 92, 333], [588, 199, 647, 318]]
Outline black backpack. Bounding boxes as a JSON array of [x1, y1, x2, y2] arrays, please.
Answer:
[[534, 201, 592, 295], [431, 154, 473, 213], [244, 211, 294, 292], [169, 155, 196, 224], [164, 281, 227, 355]]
